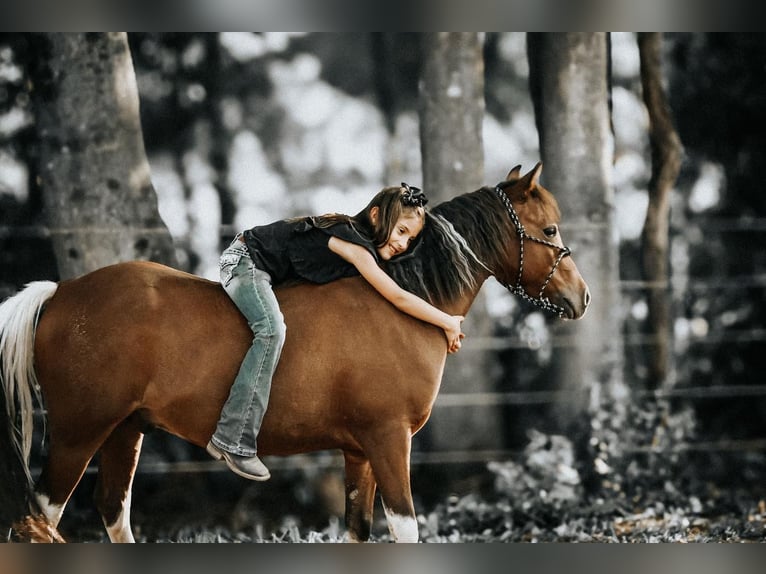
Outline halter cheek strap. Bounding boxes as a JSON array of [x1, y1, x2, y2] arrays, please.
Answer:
[[493, 185, 572, 318]]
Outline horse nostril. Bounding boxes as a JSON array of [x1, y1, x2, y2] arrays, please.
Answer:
[[584, 288, 591, 308]]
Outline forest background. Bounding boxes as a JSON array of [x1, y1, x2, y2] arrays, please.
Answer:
[[0, 33, 765, 541]]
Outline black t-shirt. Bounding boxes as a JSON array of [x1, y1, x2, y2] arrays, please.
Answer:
[[241, 217, 379, 285]]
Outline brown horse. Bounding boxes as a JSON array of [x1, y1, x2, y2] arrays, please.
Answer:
[[0, 164, 589, 543]]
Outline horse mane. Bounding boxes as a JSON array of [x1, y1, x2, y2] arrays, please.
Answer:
[[384, 186, 532, 307], [430, 187, 516, 274], [384, 195, 497, 307]]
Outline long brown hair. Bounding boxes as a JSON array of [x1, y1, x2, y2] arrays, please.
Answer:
[[311, 186, 426, 248]]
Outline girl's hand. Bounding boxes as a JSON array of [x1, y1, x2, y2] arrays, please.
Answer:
[[444, 315, 465, 354]]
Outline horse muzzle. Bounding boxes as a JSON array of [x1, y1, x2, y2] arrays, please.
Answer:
[[557, 284, 590, 320]]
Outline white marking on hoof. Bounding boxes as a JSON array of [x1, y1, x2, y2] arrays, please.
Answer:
[[382, 502, 419, 543], [104, 434, 142, 543], [105, 487, 135, 543], [35, 493, 64, 528]]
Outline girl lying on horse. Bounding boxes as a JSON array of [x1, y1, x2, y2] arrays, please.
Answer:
[[208, 184, 465, 481]]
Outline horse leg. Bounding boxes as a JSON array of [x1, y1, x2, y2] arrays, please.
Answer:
[[363, 426, 418, 543], [342, 450, 377, 542], [94, 416, 144, 543], [35, 435, 106, 532]]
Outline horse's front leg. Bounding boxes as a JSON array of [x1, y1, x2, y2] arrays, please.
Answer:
[[363, 425, 418, 543], [342, 450, 377, 542]]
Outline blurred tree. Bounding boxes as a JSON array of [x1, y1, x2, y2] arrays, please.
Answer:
[[419, 33, 501, 451], [0, 35, 57, 295], [527, 34, 623, 453], [638, 32, 683, 389], [369, 33, 421, 133], [25, 33, 176, 279], [669, 33, 766, 217], [420, 33, 484, 202], [666, 33, 766, 445]]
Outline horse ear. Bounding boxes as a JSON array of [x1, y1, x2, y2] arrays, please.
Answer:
[[514, 162, 542, 193], [505, 165, 522, 183], [525, 162, 543, 188], [504, 162, 543, 200], [499, 162, 542, 200]]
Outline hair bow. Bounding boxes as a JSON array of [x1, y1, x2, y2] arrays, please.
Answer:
[[401, 182, 428, 207]]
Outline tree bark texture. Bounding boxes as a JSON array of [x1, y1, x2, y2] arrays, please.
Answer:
[[638, 32, 683, 389], [420, 33, 485, 203], [527, 33, 623, 427], [27, 33, 176, 280], [418, 33, 500, 452]]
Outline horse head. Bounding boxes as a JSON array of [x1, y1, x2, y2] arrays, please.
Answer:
[[493, 163, 590, 320]]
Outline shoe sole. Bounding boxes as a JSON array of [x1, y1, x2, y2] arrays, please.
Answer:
[[206, 442, 270, 482]]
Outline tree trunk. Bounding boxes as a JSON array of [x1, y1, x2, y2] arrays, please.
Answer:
[[527, 33, 623, 432], [419, 33, 499, 451], [638, 32, 683, 389], [420, 33, 485, 202], [27, 33, 176, 280]]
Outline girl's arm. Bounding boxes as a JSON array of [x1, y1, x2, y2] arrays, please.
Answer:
[[329, 237, 464, 353]]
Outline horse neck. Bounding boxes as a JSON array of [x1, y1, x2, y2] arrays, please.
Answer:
[[443, 283, 487, 317], [431, 188, 508, 316]]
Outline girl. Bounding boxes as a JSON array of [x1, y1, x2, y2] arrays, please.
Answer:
[[206, 184, 465, 480]]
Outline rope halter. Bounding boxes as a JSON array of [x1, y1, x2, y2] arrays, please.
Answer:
[[492, 184, 572, 318]]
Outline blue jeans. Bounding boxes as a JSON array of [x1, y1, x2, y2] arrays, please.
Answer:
[[211, 237, 286, 456]]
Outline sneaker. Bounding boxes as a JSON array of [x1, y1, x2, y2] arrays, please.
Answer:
[[206, 441, 271, 481]]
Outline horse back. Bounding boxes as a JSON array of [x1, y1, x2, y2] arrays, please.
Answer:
[[34, 260, 447, 456]]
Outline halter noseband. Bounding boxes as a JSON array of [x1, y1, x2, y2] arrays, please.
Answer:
[[492, 184, 572, 318]]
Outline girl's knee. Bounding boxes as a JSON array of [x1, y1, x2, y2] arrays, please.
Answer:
[[254, 315, 286, 344]]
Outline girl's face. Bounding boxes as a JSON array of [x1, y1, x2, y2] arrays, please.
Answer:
[[374, 211, 424, 260]]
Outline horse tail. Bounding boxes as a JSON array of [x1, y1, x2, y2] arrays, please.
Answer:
[[0, 281, 64, 542]]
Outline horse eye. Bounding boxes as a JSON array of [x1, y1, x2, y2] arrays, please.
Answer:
[[544, 226, 558, 237]]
